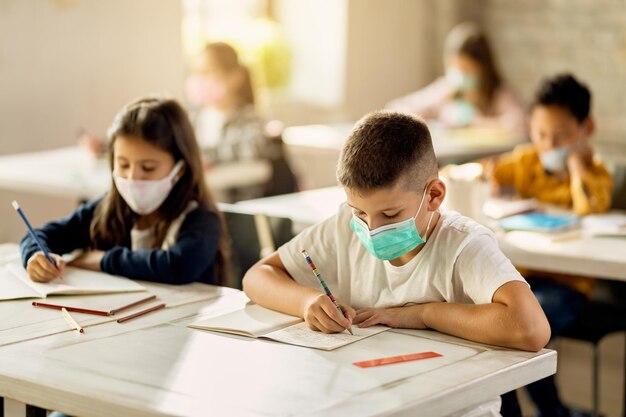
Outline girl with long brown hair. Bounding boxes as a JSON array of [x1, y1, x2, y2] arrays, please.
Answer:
[[20, 98, 229, 285]]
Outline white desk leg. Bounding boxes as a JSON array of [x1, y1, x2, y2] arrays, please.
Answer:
[[4, 398, 26, 417]]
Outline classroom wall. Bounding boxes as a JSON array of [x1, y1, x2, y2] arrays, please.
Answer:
[[343, 0, 488, 120], [0, 0, 184, 243], [272, 0, 453, 124], [0, 0, 184, 155], [478, 0, 626, 145]]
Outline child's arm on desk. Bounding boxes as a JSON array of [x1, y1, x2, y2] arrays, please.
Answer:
[[355, 281, 550, 352], [567, 145, 613, 215], [243, 252, 355, 334]]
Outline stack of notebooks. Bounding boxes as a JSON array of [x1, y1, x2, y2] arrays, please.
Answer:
[[483, 197, 580, 233], [498, 212, 580, 233]]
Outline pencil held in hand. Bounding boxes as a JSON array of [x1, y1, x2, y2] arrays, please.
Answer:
[[301, 249, 354, 335], [12, 200, 58, 269]]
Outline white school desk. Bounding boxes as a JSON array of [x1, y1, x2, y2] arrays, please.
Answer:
[[235, 187, 626, 282], [0, 243, 556, 417], [282, 123, 523, 189], [0, 146, 271, 201]]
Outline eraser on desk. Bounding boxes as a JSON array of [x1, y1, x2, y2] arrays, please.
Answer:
[[353, 351, 442, 368]]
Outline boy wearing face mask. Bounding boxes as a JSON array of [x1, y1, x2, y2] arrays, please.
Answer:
[[491, 73, 612, 216], [244, 111, 550, 417], [489, 74, 612, 417]]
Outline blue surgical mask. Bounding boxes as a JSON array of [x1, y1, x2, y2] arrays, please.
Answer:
[[446, 68, 478, 92], [350, 189, 435, 261], [540, 146, 570, 173], [448, 99, 476, 127]]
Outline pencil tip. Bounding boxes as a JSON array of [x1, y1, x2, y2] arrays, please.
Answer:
[[11, 200, 19, 210]]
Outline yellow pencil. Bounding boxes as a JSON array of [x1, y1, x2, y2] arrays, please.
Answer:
[[61, 307, 84, 333]]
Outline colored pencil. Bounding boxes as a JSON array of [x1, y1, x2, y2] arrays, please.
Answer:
[[301, 249, 353, 335], [110, 295, 157, 315], [12, 200, 58, 270], [32, 301, 110, 316], [61, 307, 84, 333], [116, 303, 165, 323]]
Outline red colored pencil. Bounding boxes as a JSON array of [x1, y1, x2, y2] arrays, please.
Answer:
[[32, 301, 110, 316], [116, 303, 165, 323]]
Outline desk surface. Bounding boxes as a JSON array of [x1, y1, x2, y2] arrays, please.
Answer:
[[0, 244, 555, 417], [236, 187, 626, 282], [0, 147, 271, 201]]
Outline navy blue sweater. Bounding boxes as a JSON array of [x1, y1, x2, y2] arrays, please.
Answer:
[[19, 198, 222, 285]]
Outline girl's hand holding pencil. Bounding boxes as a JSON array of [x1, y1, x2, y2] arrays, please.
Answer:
[[26, 251, 65, 282]]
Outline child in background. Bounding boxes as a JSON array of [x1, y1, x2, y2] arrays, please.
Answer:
[[21, 98, 229, 286], [243, 111, 550, 417], [490, 74, 612, 417], [185, 42, 265, 168], [386, 22, 526, 137], [492, 73, 612, 216]]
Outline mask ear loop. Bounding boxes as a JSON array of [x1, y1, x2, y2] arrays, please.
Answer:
[[170, 160, 186, 184], [419, 181, 436, 242], [423, 210, 435, 242]]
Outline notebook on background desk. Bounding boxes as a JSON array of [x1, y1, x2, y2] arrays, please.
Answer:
[[0, 261, 146, 301], [188, 303, 389, 351], [582, 213, 626, 237], [498, 212, 580, 233]]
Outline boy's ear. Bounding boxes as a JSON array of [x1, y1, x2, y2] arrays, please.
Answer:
[[583, 116, 595, 138], [427, 179, 446, 211]]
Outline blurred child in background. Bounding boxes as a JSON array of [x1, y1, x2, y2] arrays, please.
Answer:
[[386, 22, 526, 137], [489, 73, 612, 417], [185, 42, 265, 168]]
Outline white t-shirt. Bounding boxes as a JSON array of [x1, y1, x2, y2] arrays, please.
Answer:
[[278, 203, 526, 309]]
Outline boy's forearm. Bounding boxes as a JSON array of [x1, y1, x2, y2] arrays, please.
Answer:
[[420, 301, 549, 352], [242, 264, 320, 318]]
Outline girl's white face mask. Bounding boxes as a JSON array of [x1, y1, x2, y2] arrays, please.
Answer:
[[113, 161, 185, 215]]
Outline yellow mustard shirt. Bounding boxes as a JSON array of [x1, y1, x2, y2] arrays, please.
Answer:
[[493, 143, 613, 296]]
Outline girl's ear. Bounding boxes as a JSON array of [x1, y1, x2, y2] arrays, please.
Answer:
[[427, 179, 446, 211]]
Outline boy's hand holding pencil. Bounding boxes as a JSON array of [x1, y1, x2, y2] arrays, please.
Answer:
[[302, 293, 356, 334], [301, 249, 356, 335]]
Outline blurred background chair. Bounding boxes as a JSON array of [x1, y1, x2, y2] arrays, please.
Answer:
[[262, 120, 300, 197], [218, 203, 294, 290]]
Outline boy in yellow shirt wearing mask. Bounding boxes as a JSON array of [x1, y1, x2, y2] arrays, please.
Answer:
[[490, 73, 613, 417]]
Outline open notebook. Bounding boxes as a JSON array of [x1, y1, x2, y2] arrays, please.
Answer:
[[188, 303, 389, 351], [0, 261, 146, 301]]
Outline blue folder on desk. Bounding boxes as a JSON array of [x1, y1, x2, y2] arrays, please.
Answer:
[[499, 212, 579, 232]]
